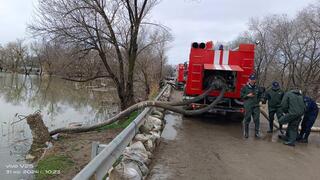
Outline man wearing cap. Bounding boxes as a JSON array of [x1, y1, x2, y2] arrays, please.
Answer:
[[278, 89, 305, 146], [297, 96, 319, 143], [241, 74, 263, 138], [265, 81, 284, 133]]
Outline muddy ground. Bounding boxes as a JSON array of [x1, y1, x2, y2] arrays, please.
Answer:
[[38, 129, 121, 180], [147, 90, 320, 180]]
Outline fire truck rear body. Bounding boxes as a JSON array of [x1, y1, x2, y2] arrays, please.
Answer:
[[184, 41, 255, 114]]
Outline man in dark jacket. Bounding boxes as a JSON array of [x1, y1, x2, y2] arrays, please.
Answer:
[[297, 96, 319, 143], [241, 74, 263, 138], [278, 89, 305, 146], [265, 81, 284, 133]]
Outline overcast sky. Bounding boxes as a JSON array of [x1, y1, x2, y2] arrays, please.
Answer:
[[0, 0, 317, 64]]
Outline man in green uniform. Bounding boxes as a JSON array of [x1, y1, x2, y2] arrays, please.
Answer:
[[265, 81, 284, 133], [278, 89, 305, 146], [241, 74, 262, 138]]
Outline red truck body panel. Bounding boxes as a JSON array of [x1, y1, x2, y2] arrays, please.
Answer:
[[185, 41, 255, 99]]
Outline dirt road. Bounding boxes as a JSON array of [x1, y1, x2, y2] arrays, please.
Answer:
[[147, 90, 320, 180]]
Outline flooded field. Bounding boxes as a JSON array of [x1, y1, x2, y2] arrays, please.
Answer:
[[0, 73, 119, 180]]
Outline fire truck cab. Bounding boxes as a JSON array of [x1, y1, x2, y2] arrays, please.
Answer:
[[184, 41, 255, 115]]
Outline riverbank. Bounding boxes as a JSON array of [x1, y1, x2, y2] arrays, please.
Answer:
[[34, 111, 140, 180], [35, 129, 121, 180]]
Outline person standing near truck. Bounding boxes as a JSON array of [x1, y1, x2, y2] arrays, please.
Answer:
[[278, 89, 305, 146], [265, 81, 284, 133], [297, 96, 319, 143], [241, 74, 262, 138]]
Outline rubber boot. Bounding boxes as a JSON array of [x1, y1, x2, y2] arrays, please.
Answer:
[[296, 133, 303, 141], [255, 129, 261, 138], [244, 124, 249, 138], [283, 141, 295, 147], [267, 120, 273, 133], [297, 133, 308, 143]]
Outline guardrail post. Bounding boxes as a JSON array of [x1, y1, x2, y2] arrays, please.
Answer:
[[91, 141, 99, 160], [98, 144, 108, 153]]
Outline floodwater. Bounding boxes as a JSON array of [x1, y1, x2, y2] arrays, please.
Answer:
[[161, 112, 182, 140], [0, 73, 119, 180]]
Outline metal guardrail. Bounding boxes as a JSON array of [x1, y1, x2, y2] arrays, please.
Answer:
[[91, 142, 108, 160], [73, 84, 170, 180]]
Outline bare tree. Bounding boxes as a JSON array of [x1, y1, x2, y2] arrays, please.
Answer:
[[30, 40, 45, 76], [0, 39, 30, 74], [134, 28, 171, 99], [294, 5, 320, 98], [29, 0, 170, 109], [234, 2, 320, 99]]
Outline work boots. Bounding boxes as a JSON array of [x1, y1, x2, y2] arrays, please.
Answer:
[[267, 121, 274, 133], [254, 124, 261, 138], [297, 133, 309, 143], [255, 130, 261, 138], [244, 124, 249, 138], [283, 141, 295, 147], [243, 124, 261, 138]]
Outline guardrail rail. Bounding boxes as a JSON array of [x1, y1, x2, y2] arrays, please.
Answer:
[[73, 84, 170, 180]]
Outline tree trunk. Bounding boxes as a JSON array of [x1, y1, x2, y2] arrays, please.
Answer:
[[143, 71, 150, 100], [124, 27, 139, 109], [117, 88, 130, 110]]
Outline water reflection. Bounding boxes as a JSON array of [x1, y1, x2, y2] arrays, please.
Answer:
[[0, 73, 119, 179]]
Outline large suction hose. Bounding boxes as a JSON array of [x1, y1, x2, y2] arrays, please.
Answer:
[[50, 80, 227, 135]]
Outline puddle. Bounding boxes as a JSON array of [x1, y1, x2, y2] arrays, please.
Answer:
[[161, 112, 182, 140]]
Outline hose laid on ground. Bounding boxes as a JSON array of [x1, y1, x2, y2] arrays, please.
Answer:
[[260, 108, 320, 132], [49, 81, 227, 135]]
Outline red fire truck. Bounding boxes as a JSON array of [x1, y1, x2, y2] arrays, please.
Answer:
[[184, 41, 255, 115], [177, 64, 185, 83], [176, 63, 187, 90]]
